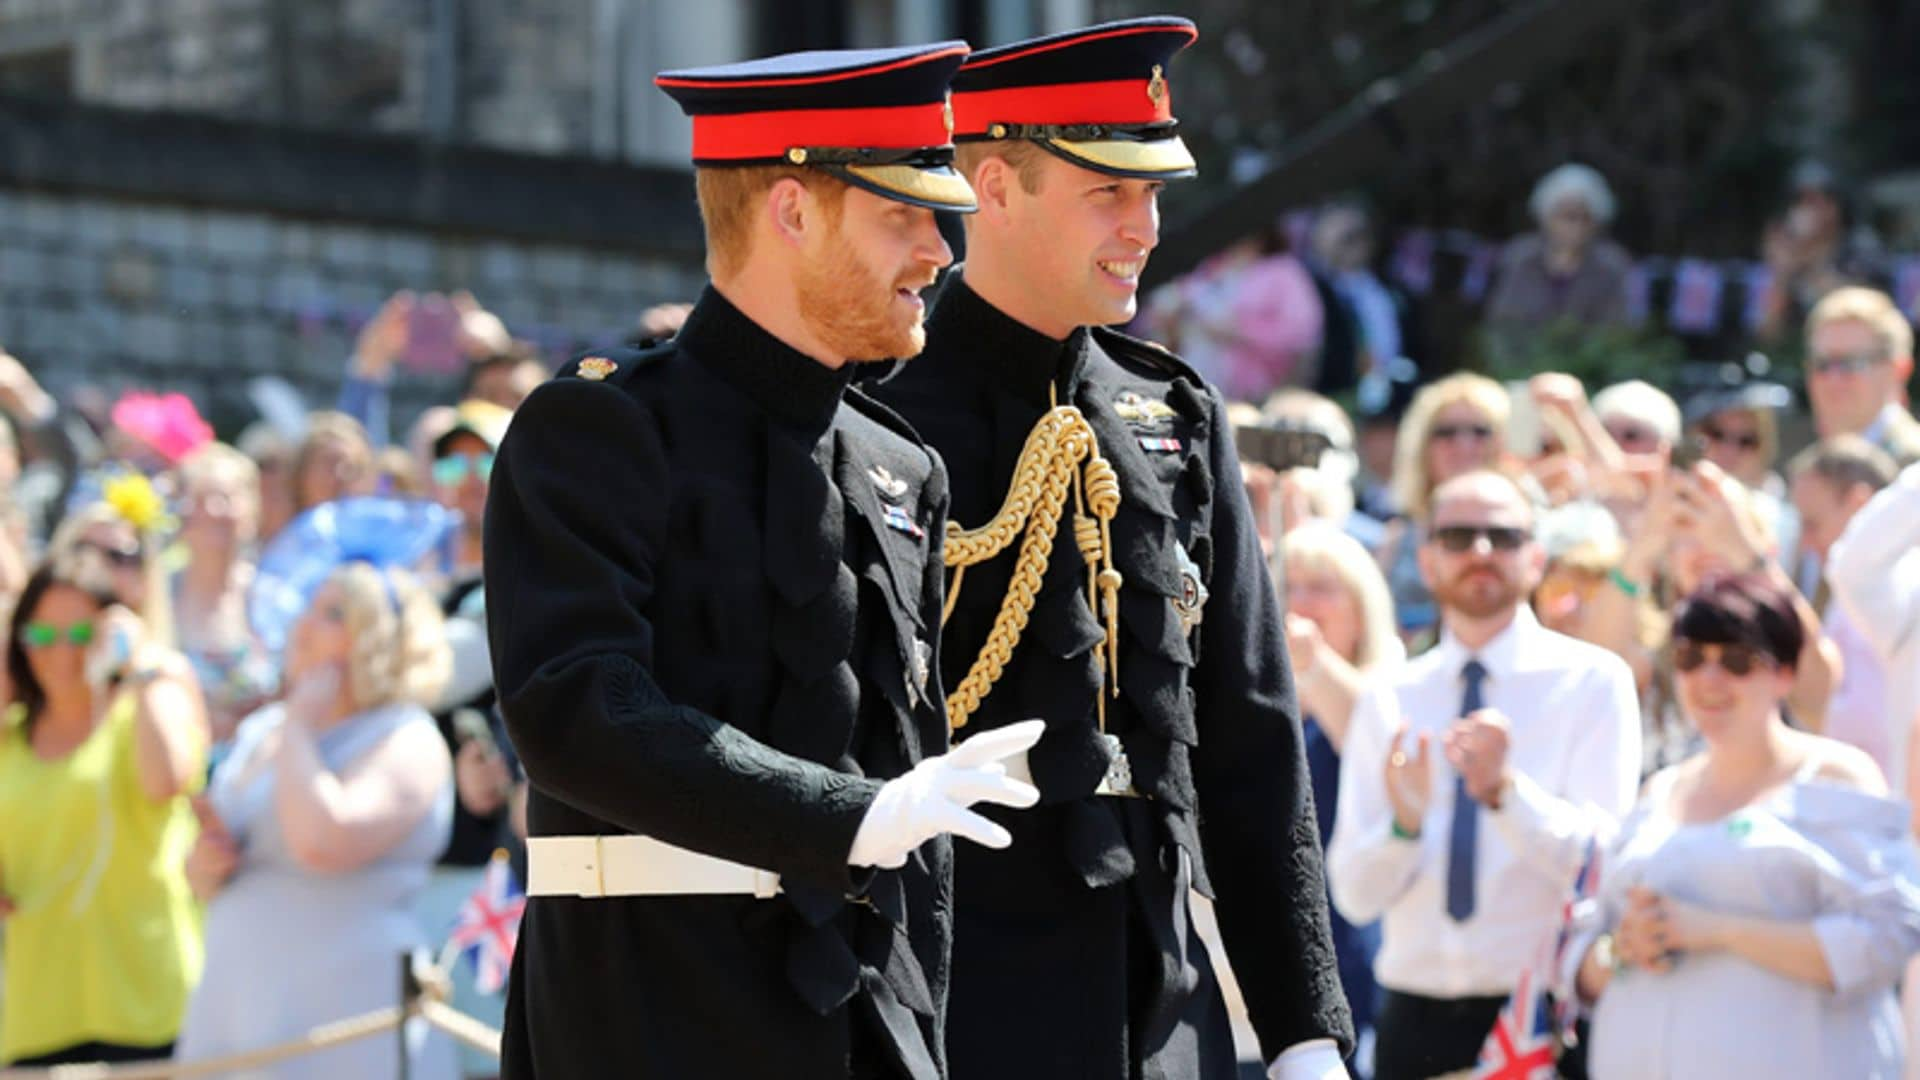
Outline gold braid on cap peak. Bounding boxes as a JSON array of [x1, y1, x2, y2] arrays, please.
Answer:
[[942, 393, 1122, 733]]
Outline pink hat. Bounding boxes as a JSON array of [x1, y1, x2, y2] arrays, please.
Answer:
[[111, 391, 214, 465]]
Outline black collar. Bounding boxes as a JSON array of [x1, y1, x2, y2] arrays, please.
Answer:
[[928, 271, 1091, 407], [678, 285, 854, 435]]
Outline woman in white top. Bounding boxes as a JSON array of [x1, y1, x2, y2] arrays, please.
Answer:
[[1573, 572, 1920, 1080]]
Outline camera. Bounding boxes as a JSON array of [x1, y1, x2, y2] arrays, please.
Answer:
[[1234, 422, 1335, 472]]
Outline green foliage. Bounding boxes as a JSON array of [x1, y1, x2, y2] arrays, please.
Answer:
[[1471, 320, 1688, 388]]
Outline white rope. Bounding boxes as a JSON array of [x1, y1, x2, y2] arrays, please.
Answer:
[[0, 1006, 404, 1080], [0, 959, 506, 1079], [418, 999, 503, 1058]]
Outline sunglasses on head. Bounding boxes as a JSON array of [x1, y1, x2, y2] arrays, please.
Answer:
[[432, 452, 495, 488], [1673, 639, 1774, 677], [1431, 525, 1529, 553], [1430, 423, 1493, 444], [1809, 351, 1884, 377], [20, 620, 95, 649], [76, 539, 141, 568], [1699, 423, 1761, 451]]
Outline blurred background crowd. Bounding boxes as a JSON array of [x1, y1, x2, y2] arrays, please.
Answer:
[[6, 1, 1920, 1079]]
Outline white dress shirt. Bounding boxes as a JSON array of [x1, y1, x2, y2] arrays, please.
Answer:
[[1828, 460, 1920, 797], [1327, 605, 1640, 999]]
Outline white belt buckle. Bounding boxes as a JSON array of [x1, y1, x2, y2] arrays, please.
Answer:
[[588, 835, 608, 899]]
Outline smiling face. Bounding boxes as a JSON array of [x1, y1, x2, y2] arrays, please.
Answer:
[[1674, 638, 1793, 742], [990, 151, 1164, 337], [793, 184, 952, 361]]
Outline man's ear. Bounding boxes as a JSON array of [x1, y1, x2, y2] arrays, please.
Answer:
[[1844, 482, 1875, 517], [972, 156, 1015, 223], [765, 176, 815, 251]]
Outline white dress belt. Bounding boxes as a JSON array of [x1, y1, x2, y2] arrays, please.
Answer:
[[525, 834, 782, 899]]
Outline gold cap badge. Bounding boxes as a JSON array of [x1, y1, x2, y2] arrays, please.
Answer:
[[943, 93, 955, 138], [1147, 65, 1166, 105], [577, 357, 617, 381]]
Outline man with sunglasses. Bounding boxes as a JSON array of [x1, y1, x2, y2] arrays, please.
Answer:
[[1804, 286, 1920, 468], [1328, 470, 1639, 1079]]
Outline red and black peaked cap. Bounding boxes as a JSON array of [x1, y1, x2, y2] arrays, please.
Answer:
[[655, 42, 979, 212], [951, 16, 1198, 180]]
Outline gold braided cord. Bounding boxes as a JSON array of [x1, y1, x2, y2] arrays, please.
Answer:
[[943, 403, 1123, 731]]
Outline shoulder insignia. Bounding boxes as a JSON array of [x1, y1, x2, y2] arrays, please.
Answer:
[[868, 465, 910, 500], [557, 343, 672, 388], [1090, 325, 1206, 385]]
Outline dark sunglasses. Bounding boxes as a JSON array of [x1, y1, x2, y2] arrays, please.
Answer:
[[1699, 424, 1761, 451], [1430, 423, 1494, 444], [1673, 639, 1774, 677], [20, 620, 95, 649], [76, 539, 142, 568], [1431, 525, 1529, 553], [1808, 351, 1884, 377], [432, 452, 495, 488]]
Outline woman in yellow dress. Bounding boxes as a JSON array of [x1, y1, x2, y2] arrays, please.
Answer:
[[0, 554, 208, 1067]]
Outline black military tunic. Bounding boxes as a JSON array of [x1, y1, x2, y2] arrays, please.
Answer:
[[484, 286, 954, 1079], [872, 275, 1353, 1079]]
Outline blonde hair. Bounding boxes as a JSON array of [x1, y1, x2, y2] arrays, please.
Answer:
[[293, 411, 375, 511], [1593, 379, 1681, 446], [47, 502, 174, 648], [179, 441, 261, 527], [327, 563, 450, 711], [1281, 521, 1403, 673], [1390, 372, 1510, 522], [695, 165, 847, 280], [1806, 286, 1914, 362]]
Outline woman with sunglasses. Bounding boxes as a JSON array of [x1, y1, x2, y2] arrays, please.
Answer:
[[0, 560, 209, 1068], [1377, 373, 1512, 642], [174, 443, 277, 745], [1572, 572, 1920, 1079]]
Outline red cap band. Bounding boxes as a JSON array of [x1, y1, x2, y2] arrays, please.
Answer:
[[950, 79, 1170, 137], [689, 101, 952, 162]]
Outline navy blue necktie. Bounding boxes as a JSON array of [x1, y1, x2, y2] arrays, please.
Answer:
[[1446, 658, 1488, 922]]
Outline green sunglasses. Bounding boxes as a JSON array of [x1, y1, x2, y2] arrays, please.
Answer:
[[20, 621, 95, 649], [432, 452, 495, 488]]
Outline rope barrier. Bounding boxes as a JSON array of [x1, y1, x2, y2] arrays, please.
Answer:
[[0, 956, 505, 1079], [418, 1000, 503, 1059], [0, 1006, 404, 1080]]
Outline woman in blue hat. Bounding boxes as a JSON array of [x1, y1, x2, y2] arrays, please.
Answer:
[[178, 498, 460, 1080]]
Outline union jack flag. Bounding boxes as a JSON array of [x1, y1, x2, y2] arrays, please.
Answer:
[[447, 855, 526, 995], [1475, 838, 1604, 1080]]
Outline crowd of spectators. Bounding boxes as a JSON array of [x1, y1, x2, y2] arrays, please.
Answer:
[[5, 156, 1920, 1080]]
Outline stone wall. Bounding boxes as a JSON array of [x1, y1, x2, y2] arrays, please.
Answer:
[[0, 185, 706, 436]]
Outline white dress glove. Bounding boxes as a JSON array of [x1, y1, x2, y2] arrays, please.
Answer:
[[848, 719, 1046, 869], [1266, 1039, 1348, 1080]]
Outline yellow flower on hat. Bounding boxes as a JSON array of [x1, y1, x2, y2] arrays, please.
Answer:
[[102, 472, 167, 533]]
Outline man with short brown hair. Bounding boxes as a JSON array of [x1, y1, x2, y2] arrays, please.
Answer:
[[485, 43, 1048, 1079], [872, 18, 1352, 1080]]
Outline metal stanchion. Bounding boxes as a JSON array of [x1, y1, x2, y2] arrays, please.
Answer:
[[399, 951, 421, 1080]]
